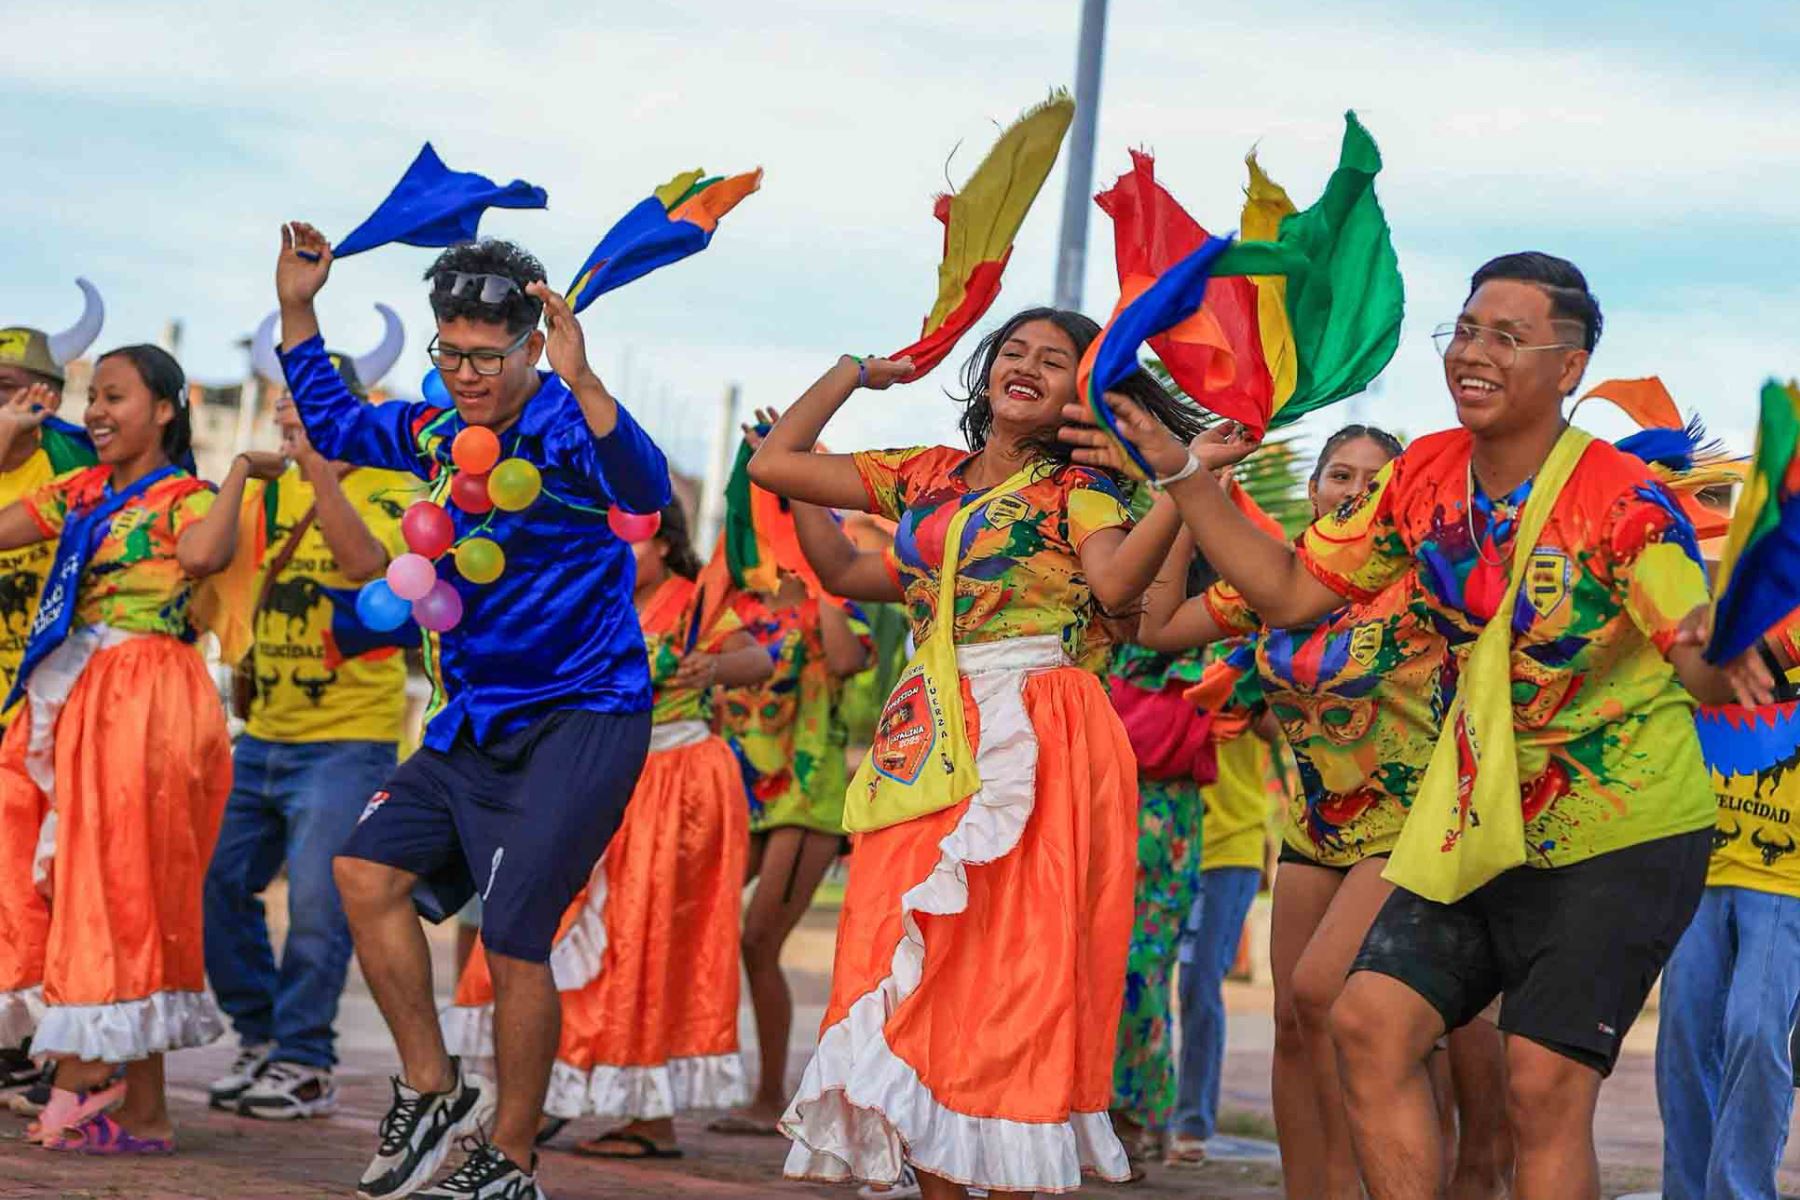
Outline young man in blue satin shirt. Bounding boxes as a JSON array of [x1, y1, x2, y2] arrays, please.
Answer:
[[277, 222, 670, 1200]]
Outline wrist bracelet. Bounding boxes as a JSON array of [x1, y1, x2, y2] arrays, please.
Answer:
[[850, 355, 869, 389], [1758, 637, 1788, 682], [1151, 452, 1203, 491]]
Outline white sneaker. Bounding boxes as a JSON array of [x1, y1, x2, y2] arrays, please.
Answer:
[[208, 1041, 273, 1109], [236, 1060, 338, 1119], [358, 1058, 496, 1200]]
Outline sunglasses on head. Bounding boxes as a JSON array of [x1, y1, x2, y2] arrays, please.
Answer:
[[432, 272, 522, 306]]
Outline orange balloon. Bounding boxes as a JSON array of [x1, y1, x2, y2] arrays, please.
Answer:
[[452, 426, 501, 475]]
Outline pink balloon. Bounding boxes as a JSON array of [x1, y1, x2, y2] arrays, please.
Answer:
[[412, 579, 465, 633], [607, 507, 662, 543], [402, 501, 456, 559], [386, 553, 437, 602]]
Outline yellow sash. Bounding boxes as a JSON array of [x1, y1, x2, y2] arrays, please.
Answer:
[[843, 464, 1041, 833], [1384, 427, 1594, 903]]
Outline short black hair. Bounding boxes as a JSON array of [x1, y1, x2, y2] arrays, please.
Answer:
[[1467, 252, 1603, 352], [423, 239, 547, 336], [96, 343, 193, 470], [654, 500, 703, 580]]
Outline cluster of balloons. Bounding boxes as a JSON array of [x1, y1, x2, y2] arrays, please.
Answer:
[[354, 424, 543, 635], [354, 372, 670, 636]]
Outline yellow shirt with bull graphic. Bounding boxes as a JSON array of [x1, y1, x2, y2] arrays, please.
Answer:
[[244, 465, 418, 745], [0, 448, 60, 721], [1698, 659, 1800, 896]]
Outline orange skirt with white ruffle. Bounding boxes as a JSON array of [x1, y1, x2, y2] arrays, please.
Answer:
[[781, 641, 1139, 1193], [443, 725, 748, 1120], [0, 631, 230, 1061]]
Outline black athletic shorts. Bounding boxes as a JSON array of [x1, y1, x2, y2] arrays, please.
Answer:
[[1350, 828, 1710, 1076], [339, 708, 651, 964], [1277, 843, 1386, 874]]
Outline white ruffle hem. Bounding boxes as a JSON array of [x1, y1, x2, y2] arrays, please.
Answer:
[[780, 635, 1130, 1192]]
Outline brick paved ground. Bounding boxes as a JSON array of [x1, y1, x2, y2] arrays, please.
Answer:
[[3, 896, 1796, 1198]]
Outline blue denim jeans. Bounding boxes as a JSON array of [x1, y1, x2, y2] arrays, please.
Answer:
[[204, 736, 397, 1068], [1174, 865, 1261, 1139], [1656, 885, 1800, 1200]]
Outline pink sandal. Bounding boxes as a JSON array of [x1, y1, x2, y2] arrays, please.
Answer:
[[44, 1111, 174, 1155], [26, 1083, 126, 1145]]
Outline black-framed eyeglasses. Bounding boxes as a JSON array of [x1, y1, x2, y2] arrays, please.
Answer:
[[1431, 321, 1582, 368], [432, 271, 522, 306], [427, 329, 531, 377]]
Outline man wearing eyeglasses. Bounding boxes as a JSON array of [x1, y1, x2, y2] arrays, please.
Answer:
[[274, 224, 671, 1200], [1070, 250, 1787, 1200]]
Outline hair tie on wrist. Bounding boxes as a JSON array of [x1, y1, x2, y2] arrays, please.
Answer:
[[854, 357, 869, 388], [1151, 453, 1204, 492]]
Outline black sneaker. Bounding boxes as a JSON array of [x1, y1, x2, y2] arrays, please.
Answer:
[[416, 1140, 544, 1200], [0, 1043, 43, 1091], [357, 1058, 495, 1200]]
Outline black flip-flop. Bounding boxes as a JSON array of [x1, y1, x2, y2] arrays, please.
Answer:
[[571, 1131, 684, 1160], [535, 1117, 569, 1146]]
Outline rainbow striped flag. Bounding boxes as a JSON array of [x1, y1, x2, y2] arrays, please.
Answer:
[[890, 92, 1075, 379], [1708, 380, 1800, 664], [1078, 235, 1237, 480], [565, 168, 761, 312], [1210, 112, 1404, 435]]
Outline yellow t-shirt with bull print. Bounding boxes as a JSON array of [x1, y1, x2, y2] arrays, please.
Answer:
[[0, 448, 59, 723], [244, 465, 417, 745]]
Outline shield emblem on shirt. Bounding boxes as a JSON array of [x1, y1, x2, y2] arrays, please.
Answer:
[[1525, 551, 1569, 619], [982, 494, 1031, 530], [872, 672, 937, 786], [1348, 622, 1383, 668]]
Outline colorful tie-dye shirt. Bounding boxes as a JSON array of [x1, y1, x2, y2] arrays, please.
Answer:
[[1297, 428, 1716, 868], [1205, 574, 1444, 867], [641, 575, 744, 727], [720, 593, 871, 835], [23, 466, 216, 639], [853, 447, 1133, 669]]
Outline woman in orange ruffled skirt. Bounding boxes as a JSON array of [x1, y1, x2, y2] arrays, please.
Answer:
[[0, 345, 276, 1154], [442, 501, 771, 1159], [749, 308, 1208, 1197]]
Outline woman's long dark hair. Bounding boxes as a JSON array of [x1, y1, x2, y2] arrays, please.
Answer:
[[654, 500, 703, 581], [952, 306, 1208, 480], [95, 344, 195, 471]]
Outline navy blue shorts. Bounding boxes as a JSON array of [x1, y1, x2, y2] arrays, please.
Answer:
[[338, 709, 651, 963]]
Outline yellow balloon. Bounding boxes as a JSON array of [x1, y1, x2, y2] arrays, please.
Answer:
[[454, 537, 506, 585], [487, 458, 542, 512]]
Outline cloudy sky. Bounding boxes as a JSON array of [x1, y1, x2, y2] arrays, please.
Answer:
[[6, 0, 1797, 477]]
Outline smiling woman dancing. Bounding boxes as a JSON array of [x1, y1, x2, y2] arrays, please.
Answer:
[[751, 307, 1204, 1199], [0, 345, 278, 1155]]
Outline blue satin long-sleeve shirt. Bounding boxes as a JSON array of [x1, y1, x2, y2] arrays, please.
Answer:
[[281, 334, 672, 750]]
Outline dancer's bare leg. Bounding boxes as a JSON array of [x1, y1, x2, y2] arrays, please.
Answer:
[[720, 827, 839, 1126], [1290, 857, 1394, 1200], [1269, 861, 1343, 1199], [1447, 1018, 1512, 1200], [1505, 1035, 1601, 1200], [333, 856, 451, 1092], [1331, 971, 1447, 1200]]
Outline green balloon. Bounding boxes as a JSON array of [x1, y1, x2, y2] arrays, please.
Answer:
[[454, 537, 506, 585], [487, 458, 542, 512]]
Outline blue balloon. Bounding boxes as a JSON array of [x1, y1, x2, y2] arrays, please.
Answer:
[[421, 369, 451, 407], [355, 579, 413, 632]]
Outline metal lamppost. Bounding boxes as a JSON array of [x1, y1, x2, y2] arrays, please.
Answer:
[[1053, 0, 1109, 312]]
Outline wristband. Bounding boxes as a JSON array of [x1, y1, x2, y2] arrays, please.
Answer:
[[1151, 452, 1203, 491], [850, 355, 869, 389], [1758, 637, 1789, 683]]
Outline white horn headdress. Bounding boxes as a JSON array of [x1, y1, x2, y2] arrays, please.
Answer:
[[352, 303, 405, 388], [250, 311, 283, 383], [46, 278, 104, 367]]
